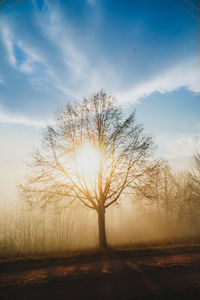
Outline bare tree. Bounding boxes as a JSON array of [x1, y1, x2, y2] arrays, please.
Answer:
[[137, 159, 200, 232], [20, 91, 154, 248], [190, 152, 200, 192], [136, 160, 175, 225], [186, 152, 200, 223]]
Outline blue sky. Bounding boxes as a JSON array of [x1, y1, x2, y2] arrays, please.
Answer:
[[0, 0, 200, 202]]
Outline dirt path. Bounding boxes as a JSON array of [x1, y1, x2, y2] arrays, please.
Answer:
[[0, 246, 200, 299]]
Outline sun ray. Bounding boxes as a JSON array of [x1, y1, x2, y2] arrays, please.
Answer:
[[75, 143, 101, 182]]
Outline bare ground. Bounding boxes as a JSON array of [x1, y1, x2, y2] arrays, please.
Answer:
[[0, 244, 200, 299]]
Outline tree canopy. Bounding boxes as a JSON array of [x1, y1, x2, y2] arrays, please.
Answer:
[[20, 91, 155, 248]]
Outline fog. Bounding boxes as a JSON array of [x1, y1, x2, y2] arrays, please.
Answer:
[[1, 190, 200, 257]]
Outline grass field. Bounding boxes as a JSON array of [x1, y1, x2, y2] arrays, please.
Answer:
[[0, 242, 200, 299]]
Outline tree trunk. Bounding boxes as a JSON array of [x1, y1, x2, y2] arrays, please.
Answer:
[[97, 208, 107, 249]]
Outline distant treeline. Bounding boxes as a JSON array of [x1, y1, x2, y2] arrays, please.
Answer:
[[0, 155, 200, 257]]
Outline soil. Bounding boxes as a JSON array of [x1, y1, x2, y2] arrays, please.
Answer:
[[0, 244, 200, 299]]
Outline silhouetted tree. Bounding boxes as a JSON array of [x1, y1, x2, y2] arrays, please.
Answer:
[[20, 91, 154, 248], [191, 152, 200, 186], [137, 159, 200, 231], [136, 160, 175, 225], [186, 152, 200, 224]]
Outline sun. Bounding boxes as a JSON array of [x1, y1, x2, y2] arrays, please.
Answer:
[[75, 143, 101, 180]]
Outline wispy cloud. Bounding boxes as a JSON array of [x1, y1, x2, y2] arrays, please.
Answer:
[[87, 0, 97, 6], [177, 135, 200, 149], [0, 107, 47, 127], [0, 24, 42, 74], [0, 0, 199, 117], [157, 134, 200, 159], [1, 26, 16, 66], [31, 2, 117, 99], [117, 59, 200, 104]]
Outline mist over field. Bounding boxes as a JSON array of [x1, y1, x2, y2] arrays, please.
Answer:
[[1, 190, 200, 256]]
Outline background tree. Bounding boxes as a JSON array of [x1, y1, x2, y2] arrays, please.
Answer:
[[136, 160, 176, 227], [20, 91, 154, 248], [137, 159, 200, 233], [185, 152, 200, 227], [190, 152, 200, 194]]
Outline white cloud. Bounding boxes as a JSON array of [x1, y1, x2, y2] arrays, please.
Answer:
[[117, 59, 200, 104], [1, 2, 199, 107], [157, 134, 200, 159], [0, 25, 42, 74], [0, 14, 101, 100], [18, 41, 43, 74], [87, 0, 97, 6], [1, 26, 16, 66], [0, 107, 47, 127], [34, 3, 116, 99], [177, 135, 200, 149]]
